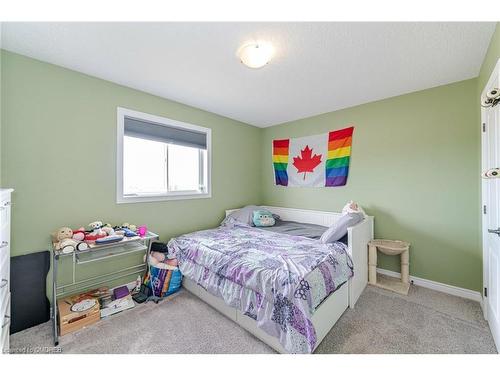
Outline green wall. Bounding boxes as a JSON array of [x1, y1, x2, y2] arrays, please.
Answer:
[[3, 26, 498, 295], [261, 79, 481, 291], [1, 51, 263, 295]]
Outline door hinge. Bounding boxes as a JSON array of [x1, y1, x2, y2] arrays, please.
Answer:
[[483, 123, 486, 132], [483, 205, 487, 214], [484, 287, 488, 297]]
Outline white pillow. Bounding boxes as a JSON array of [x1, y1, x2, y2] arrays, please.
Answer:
[[320, 212, 363, 243], [221, 205, 261, 226]]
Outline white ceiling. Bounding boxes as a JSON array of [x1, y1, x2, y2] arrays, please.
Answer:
[[1, 22, 496, 127]]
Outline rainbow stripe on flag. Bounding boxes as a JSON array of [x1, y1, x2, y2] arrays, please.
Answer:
[[272, 126, 354, 187], [272, 139, 290, 186], [326, 126, 353, 187]]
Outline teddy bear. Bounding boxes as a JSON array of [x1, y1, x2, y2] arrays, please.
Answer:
[[54, 227, 88, 253], [55, 227, 73, 242]]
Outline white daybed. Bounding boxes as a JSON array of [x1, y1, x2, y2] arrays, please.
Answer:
[[182, 205, 374, 353]]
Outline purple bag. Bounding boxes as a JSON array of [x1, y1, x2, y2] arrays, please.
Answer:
[[113, 285, 130, 299]]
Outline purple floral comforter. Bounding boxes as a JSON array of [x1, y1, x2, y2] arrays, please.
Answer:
[[168, 221, 353, 353]]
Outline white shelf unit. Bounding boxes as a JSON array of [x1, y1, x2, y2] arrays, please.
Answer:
[[51, 231, 159, 345]]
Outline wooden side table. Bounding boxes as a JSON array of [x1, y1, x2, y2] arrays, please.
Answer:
[[368, 239, 410, 295]]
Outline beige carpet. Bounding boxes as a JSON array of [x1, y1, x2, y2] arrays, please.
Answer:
[[9, 283, 497, 354]]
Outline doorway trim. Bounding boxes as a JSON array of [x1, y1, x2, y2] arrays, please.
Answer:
[[481, 58, 500, 324]]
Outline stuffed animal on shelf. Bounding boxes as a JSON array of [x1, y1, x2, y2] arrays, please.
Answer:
[[55, 227, 72, 241], [53, 227, 88, 253], [72, 227, 86, 241], [101, 223, 115, 236], [115, 223, 137, 237], [71, 227, 89, 250], [59, 238, 88, 253], [83, 221, 107, 244], [121, 223, 137, 232], [84, 232, 107, 243], [88, 221, 106, 237]]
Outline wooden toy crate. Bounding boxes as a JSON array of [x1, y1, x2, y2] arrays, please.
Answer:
[[57, 294, 100, 336]]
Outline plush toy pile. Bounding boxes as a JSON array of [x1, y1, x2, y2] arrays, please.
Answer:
[[52, 221, 147, 254], [147, 241, 179, 270], [142, 241, 182, 299]]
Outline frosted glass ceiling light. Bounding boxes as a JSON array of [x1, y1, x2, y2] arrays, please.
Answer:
[[237, 42, 274, 69]]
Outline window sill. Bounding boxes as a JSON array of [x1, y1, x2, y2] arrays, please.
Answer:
[[117, 192, 212, 204]]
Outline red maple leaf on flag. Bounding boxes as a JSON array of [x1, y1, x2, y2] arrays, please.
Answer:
[[292, 145, 322, 180]]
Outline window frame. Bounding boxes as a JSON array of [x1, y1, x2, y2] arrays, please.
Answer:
[[116, 107, 212, 204]]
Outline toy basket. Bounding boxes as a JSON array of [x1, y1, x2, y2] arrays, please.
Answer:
[[143, 264, 182, 299]]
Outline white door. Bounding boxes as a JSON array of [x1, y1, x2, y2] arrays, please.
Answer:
[[482, 59, 500, 352]]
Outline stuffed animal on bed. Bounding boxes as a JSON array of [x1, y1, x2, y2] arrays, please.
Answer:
[[341, 200, 366, 217], [320, 201, 365, 244], [252, 210, 276, 227]]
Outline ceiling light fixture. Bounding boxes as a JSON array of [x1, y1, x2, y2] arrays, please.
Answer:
[[237, 41, 274, 69]]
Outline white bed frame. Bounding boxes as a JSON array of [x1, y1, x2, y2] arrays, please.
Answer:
[[182, 206, 374, 353]]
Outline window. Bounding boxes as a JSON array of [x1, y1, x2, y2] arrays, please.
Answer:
[[117, 107, 211, 203]]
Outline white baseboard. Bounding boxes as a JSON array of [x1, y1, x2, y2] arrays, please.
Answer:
[[376, 268, 482, 303]]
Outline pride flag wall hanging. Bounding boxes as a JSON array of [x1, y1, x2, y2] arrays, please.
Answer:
[[273, 126, 354, 187]]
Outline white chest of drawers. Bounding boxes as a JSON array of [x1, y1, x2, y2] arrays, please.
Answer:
[[0, 189, 13, 354]]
